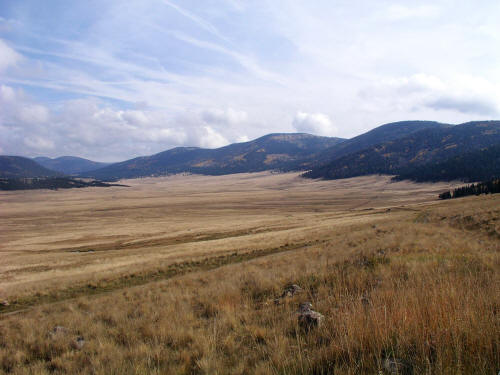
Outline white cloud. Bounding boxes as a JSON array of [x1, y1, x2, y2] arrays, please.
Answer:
[[0, 84, 50, 126], [387, 5, 440, 20], [24, 136, 55, 151], [198, 126, 229, 148], [292, 111, 337, 136], [0, 39, 21, 72], [201, 108, 248, 125]]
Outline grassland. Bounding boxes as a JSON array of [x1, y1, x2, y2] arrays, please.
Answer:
[[0, 173, 498, 374]]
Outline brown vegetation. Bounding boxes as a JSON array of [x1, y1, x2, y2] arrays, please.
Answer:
[[0, 173, 498, 374]]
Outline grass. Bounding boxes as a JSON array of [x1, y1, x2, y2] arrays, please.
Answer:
[[0, 173, 498, 374]]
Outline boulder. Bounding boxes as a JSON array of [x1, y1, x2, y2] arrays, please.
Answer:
[[297, 302, 324, 330]]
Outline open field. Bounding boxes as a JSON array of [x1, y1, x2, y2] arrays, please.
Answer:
[[0, 173, 498, 374]]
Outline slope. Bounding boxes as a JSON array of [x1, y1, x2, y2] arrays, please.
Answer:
[[83, 133, 345, 180], [0, 156, 62, 178], [304, 121, 500, 180], [34, 156, 110, 174]]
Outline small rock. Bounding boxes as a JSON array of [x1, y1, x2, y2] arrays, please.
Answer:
[[49, 326, 68, 338], [383, 358, 412, 374], [360, 295, 370, 307], [274, 284, 302, 305], [74, 336, 85, 350], [298, 302, 313, 313], [297, 302, 324, 330], [281, 284, 302, 298]]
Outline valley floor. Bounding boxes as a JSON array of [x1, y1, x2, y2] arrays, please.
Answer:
[[0, 173, 498, 374]]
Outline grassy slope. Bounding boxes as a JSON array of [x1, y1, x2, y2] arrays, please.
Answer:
[[0, 195, 498, 374]]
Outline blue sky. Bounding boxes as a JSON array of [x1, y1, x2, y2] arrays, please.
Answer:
[[0, 0, 499, 161]]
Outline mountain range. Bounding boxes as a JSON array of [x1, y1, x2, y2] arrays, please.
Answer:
[[1, 120, 499, 183], [33, 156, 110, 175], [82, 133, 344, 180], [0, 156, 61, 179], [304, 121, 500, 180]]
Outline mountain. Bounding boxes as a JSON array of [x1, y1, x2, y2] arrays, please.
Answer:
[[33, 156, 110, 174], [308, 120, 452, 167], [83, 133, 345, 180], [0, 156, 61, 178], [304, 121, 500, 180], [394, 144, 500, 182]]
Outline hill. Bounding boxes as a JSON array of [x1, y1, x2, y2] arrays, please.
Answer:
[[304, 121, 500, 180], [0, 156, 61, 178], [394, 144, 500, 182], [83, 133, 345, 180], [33, 156, 110, 174], [307, 120, 452, 167]]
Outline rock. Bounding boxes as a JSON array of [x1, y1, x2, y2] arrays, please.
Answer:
[[74, 336, 85, 350], [49, 326, 68, 338], [360, 294, 370, 307], [298, 302, 313, 313], [281, 284, 302, 298], [274, 284, 302, 305], [297, 302, 324, 330], [383, 358, 412, 374], [0, 300, 9, 307]]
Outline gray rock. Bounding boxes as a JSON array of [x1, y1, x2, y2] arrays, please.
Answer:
[[74, 336, 85, 350], [383, 358, 412, 374], [50, 326, 68, 337], [282, 284, 302, 298], [297, 302, 324, 330], [274, 284, 302, 305]]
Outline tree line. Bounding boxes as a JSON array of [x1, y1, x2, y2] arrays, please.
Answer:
[[439, 178, 500, 200]]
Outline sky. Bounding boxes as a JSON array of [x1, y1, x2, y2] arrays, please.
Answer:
[[0, 0, 499, 162]]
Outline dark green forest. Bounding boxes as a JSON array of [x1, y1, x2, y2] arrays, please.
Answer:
[[0, 178, 127, 191], [439, 178, 500, 199]]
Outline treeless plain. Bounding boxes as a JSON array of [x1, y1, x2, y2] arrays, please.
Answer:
[[0, 173, 498, 374]]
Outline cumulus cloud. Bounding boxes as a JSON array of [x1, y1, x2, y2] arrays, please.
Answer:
[[201, 108, 248, 126], [292, 111, 337, 136], [0, 90, 241, 160], [425, 97, 498, 115], [0, 39, 21, 71], [0, 85, 50, 126], [198, 126, 229, 148]]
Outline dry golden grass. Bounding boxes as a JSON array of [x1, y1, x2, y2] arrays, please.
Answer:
[[0, 173, 498, 374]]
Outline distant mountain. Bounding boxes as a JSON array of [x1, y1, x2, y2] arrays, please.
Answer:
[[304, 121, 500, 180], [33, 156, 110, 174], [83, 133, 345, 180], [308, 120, 452, 167], [0, 156, 61, 178], [394, 144, 500, 182]]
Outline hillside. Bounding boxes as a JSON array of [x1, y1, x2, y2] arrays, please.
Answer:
[[34, 156, 110, 174], [394, 144, 500, 182], [304, 121, 500, 180], [83, 133, 344, 180], [0, 156, 61, 178], [307, 120, 452, 167]]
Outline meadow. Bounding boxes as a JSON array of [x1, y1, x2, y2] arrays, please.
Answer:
[[0, 173, 498, 374]]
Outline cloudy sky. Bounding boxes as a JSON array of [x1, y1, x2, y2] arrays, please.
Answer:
[[1, 1, 499, 161]]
